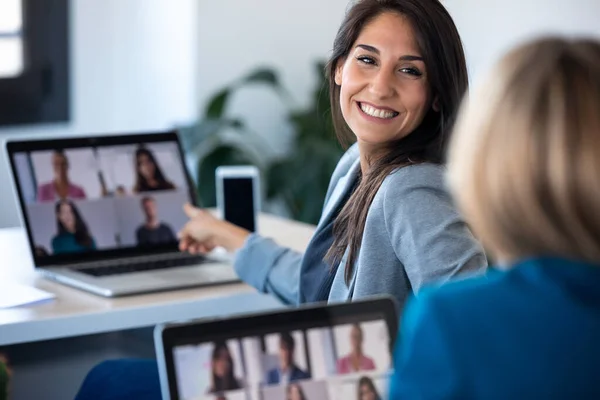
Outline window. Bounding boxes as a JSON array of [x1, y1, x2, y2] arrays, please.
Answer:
[[0, 0, 69, 126], [0, 0, 23, 78]]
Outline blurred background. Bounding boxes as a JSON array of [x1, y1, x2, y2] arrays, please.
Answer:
[[0, 0, 599, 228]]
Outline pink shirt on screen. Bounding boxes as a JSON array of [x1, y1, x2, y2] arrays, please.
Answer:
[[336, 355, 376, 374], [37, 182, 86, 202]]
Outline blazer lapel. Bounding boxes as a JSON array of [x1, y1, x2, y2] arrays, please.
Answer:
[[316, 158, 361, 229]]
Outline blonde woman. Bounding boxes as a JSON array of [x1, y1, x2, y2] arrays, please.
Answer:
[[390, 37, 600, 399]]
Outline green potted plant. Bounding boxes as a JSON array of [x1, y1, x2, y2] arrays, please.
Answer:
[[180, 62, 347, 225], [266, 62, 346, 224]]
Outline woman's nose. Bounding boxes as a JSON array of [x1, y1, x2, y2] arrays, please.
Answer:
[[369, 70, 396, 99]]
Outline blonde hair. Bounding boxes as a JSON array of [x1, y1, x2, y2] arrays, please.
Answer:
[[448, 37, 600, 264]]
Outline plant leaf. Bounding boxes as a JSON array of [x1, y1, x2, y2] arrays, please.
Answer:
[[242, 68, 279, 86], [205, 88, 231, 119]]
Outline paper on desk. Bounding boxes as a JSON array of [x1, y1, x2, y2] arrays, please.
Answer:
[[0, 283, 55, 308]]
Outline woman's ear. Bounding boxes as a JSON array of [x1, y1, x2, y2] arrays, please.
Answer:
[[432, 96, 441, 112], [334, 59, 345, 86]]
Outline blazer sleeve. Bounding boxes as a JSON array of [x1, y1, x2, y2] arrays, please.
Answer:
[[233, 234, 303, 305], [383, 165, 487, 292], [390, 293, 466, 399]]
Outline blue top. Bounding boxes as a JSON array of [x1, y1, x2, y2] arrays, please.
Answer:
[[299, 176, 358, 302], [390, 257, 600, 400], [52, 233, 97, 254]]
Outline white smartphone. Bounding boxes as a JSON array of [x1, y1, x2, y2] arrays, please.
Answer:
[[215, 165, 261, 232]]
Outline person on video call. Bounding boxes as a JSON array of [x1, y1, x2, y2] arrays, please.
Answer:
[[52, 200, 97, 254], [135, 196, 176, 246], [266, 332, 310, 385], [357, 376, 381, 400], [132, 147, 176, 193], [37, 150, 87, 202], [207, 341, 243, 395], [286, 383, 307, 400], [337, 324, 376, 374]]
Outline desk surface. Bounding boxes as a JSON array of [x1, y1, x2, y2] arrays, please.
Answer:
[[0, 213, 315, 346]]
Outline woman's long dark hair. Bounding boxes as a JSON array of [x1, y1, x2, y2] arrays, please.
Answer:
[[286, 383, 307, 400], [55, 200, 93, 247], [325, 0, 469, 282], [210, 341, 241, 393], [357, 376, 381, 400], [134, 147, 173, 191]]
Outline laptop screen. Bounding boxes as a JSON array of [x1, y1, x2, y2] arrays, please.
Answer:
[[167, 307, 394, 400], [7, 132, 195, 266]]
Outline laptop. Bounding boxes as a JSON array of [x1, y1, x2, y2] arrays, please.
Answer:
[[6, 131, 240, 297], [154, 296, 399, 400]]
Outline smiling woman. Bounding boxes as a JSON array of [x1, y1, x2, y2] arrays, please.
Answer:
[[174, 0, 487, 305], [175, 0, 487, 308]]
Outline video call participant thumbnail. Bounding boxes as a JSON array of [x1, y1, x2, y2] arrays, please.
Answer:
[[133, 147, 176, 193], [266, 332, 310, 385], [357, 376, 381, 400], [37, 150, 86, 202], [337, 324, 376, 374], [52, 200, 97, 254], [207, 341, 243, 395], [136, 196, 176, 246]]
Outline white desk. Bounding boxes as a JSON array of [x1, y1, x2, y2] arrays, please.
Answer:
[[0, 213, 315, 346], [0, 213, 315, 399]]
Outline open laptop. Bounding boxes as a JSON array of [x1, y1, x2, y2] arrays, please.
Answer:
[[6, 131, 239, 297], [154, 297, 399, 400]]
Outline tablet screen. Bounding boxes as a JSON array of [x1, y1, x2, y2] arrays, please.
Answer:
[[169, 310, 394, 400]]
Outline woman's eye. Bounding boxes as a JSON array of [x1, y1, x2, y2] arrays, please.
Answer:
[[400, 67, 422, 77], [357, 56, 376, 65]]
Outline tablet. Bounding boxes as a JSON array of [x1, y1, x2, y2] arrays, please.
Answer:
[[154, 297, 398, 400]]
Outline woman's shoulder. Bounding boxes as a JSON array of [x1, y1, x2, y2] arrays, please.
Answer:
[[37, 182, 53, 195], [385, 162, 446, 187], [70, 183, 86, 193], [376, 162, 447, 204], [38, 181, 53, 190]]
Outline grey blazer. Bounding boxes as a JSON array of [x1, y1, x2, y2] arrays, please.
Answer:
[[233, 144, 487, 309]]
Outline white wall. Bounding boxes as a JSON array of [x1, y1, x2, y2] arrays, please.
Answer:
[[196, 0, 349, 158], [444, 0, 600, 85], [0, 0, 199, 228]]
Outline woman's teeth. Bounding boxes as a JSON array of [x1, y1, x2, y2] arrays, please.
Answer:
[[360, 103, 399, 119]]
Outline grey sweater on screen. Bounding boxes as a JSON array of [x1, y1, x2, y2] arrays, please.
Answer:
[[233, 143, 488, 310]]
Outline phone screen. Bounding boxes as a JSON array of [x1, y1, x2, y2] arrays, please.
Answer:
[[223, 177, 256, 232]]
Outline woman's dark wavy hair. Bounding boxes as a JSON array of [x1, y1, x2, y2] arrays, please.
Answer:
[[325, 0, 469, 282], [55, 200, 94, 248]]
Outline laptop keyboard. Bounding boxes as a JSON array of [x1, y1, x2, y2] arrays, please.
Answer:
[[72, 254, 208, 277]]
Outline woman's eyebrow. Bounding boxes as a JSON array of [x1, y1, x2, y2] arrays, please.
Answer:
[[356, 44, 424, 61]]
